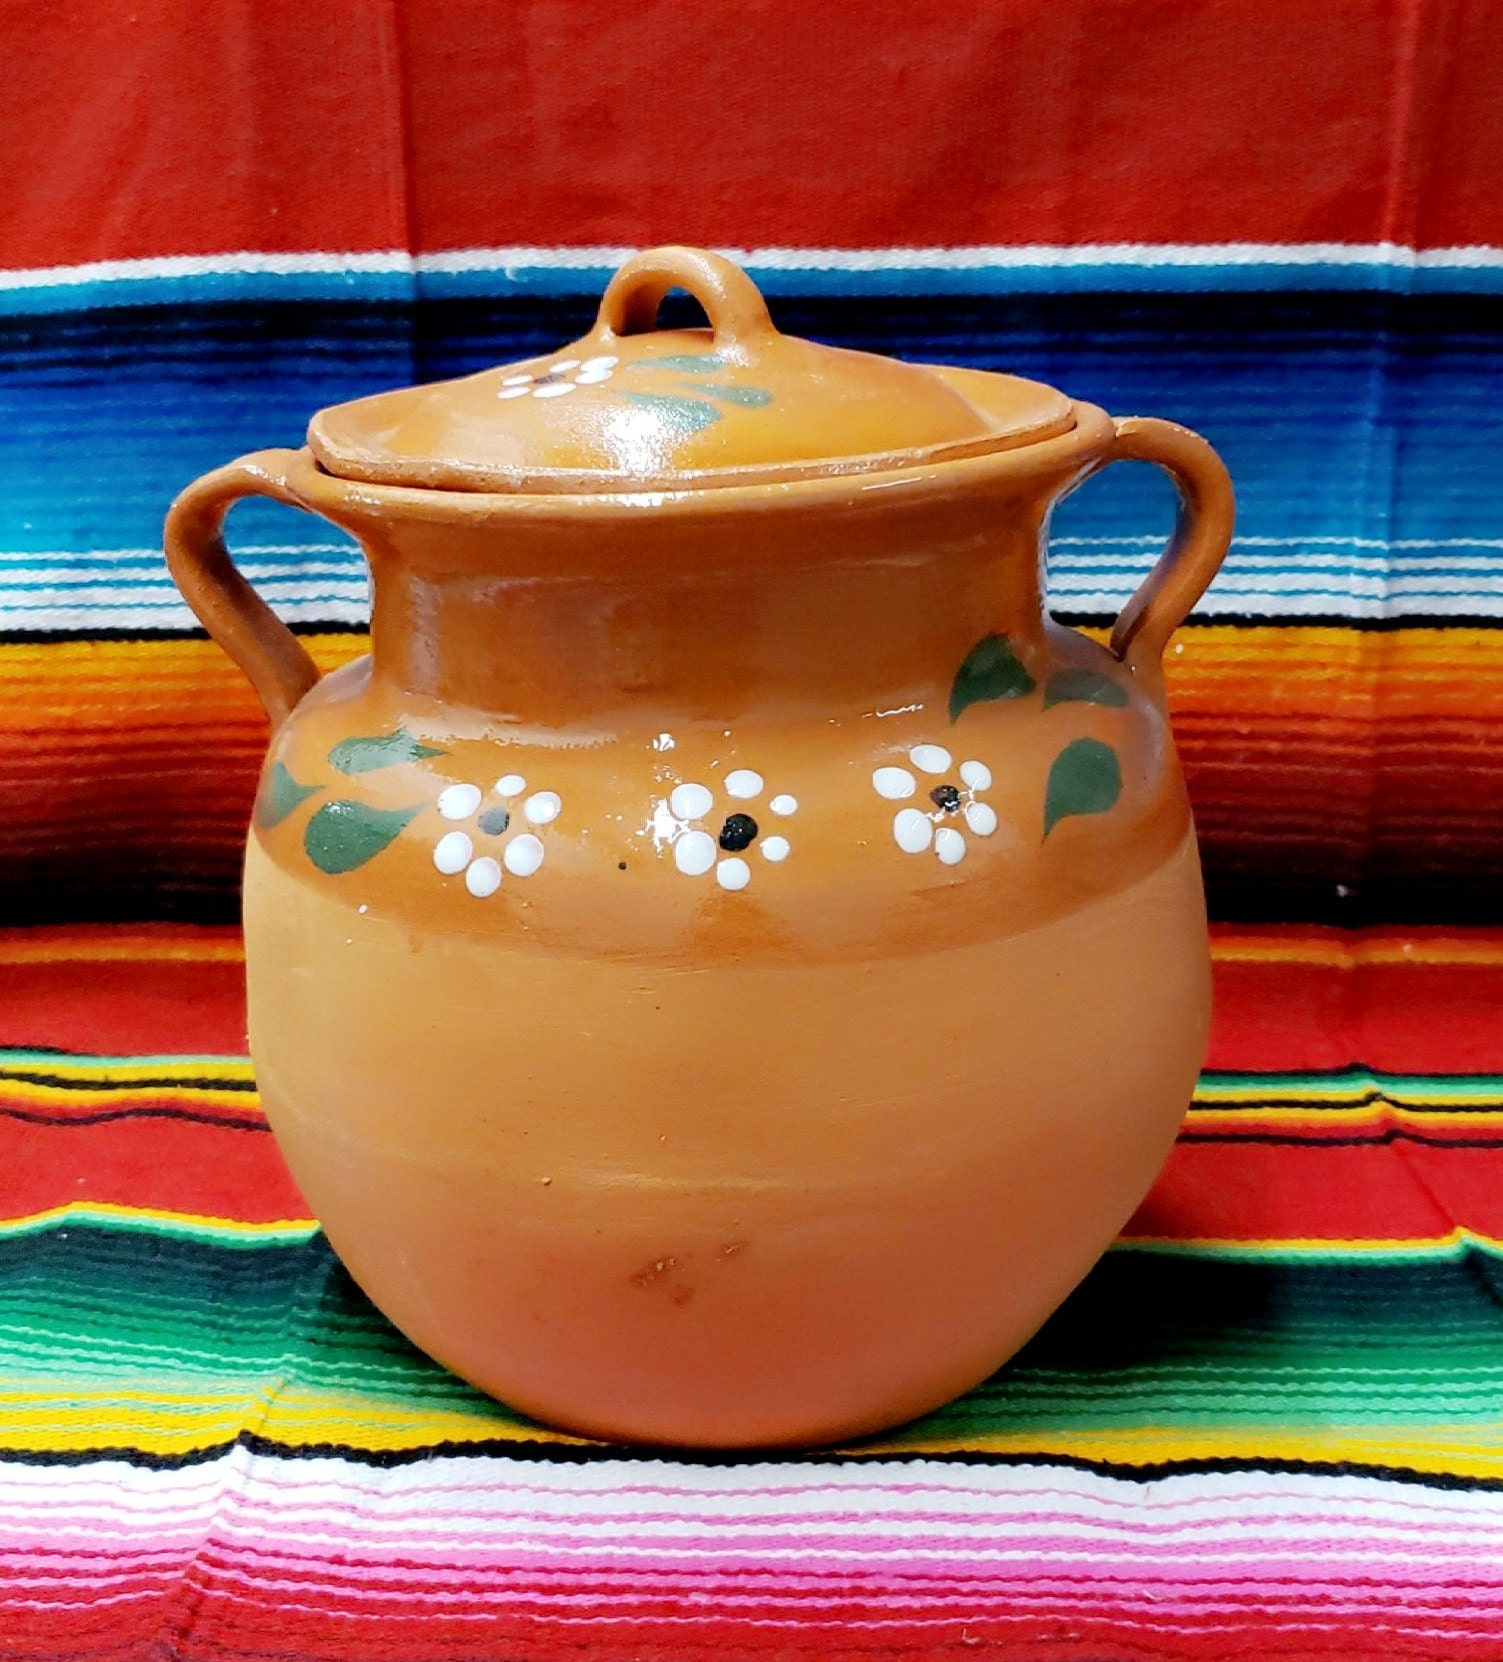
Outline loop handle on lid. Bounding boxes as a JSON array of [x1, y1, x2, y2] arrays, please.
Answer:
[[595, 246, 776, 354]]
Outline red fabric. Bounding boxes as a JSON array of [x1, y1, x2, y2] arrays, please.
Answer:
[[5, 0, 1501, 271], [5, 929, 1499, 1244]]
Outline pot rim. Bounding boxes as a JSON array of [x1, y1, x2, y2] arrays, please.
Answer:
[[286, 401, 1116, 528]]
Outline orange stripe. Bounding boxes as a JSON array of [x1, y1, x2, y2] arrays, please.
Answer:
[[0, 926, 243, 964], [0, 923, 1495, 970], [5, 628, 1503, 728]]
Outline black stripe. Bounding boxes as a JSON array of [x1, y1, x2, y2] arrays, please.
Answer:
[[1179, 1127, 1503, 1148], [6, 611, 1503, 650], [0, 1429, 1497, 1495], [0, 1067, 254, 1092], [0, 1104, 267, 1131], [1193, 1094, 1503, 1114]]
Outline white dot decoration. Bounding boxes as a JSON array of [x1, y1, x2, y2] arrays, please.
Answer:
[[724, 769, 764, 799], [965, 801, 999, 836], [503, 833, 545, 877], [501, 374, 532, 387], [909, 744, 952, 774], [437, 783, 482, 821], [670, 782, 714, 820], [873, 766, 916, 801], [549, 360, 581, 373], [465, 857, 502, 897], [494, 774, 527, 797], [524, 791, 562, 825], [760, 836, 791, 862], [433, 831, 473, 874], [674, 830, 718, 876], [497, 386, 531, 400], [960, 759, 992, 792], [935, 827, 967, 866], [574, 365, 613, 384], [768, 794, 798, 816], [715, 857, 752, 891], [893, 808, 933, 854], [533, 382, 576, 399], [582, 354, 619, 371]]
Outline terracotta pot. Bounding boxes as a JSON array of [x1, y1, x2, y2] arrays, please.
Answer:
[[165, 247, 1233, 1449]]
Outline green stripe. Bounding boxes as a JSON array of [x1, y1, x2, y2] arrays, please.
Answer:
[[0, 1227, 1500, 1450], [6, 1052, 1497, 1105], [0, 1050, 250, 1070], [0, 1208, 312, 1249], [1196, 1069, 1503, 1104], [1111, 1233, 1503, 1265]]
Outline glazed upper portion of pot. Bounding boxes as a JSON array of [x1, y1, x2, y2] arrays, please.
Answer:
[[307, 247, 1076, 495]]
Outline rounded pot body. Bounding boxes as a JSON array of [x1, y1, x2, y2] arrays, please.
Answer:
[[174, 403, 1227, 1449]]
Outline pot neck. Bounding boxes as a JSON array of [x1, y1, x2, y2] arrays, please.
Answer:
[[353, 485, 1060, 730]]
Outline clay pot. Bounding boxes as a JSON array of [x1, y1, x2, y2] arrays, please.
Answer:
[[165, 247, 1233, 1449]]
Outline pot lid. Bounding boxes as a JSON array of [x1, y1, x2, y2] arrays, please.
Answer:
[[308, 246, 1075, 494]]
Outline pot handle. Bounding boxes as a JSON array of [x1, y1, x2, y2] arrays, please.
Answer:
[[163, 448, 323, 727], [1091, 417, 1235, 670], [593, 245, 777, 351]]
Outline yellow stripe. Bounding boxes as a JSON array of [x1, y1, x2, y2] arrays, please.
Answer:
[[0, 1201, 313, 1242], [0, 1389, 576, 1456], [1210, 935, 1503, 967], [0, 1057, 255, 1082], [868, 1425, 1503, 1478], [1116, 1226, 1503, 1261], [0, 1388, 1493, 1478], [0, 1082, 259, 1113], [0, 933, 243, 965], [1188, 1107, 1503, 1132]]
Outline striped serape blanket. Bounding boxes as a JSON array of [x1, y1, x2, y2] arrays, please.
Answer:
[[4, 0, 1503, 1655]]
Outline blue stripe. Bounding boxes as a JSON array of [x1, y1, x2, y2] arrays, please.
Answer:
[[2, 292, 1501, 630], [6, 257, 1503, 318]]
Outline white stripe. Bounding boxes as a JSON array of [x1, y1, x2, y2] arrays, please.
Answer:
[[3, 240, 1503, 295], [3, 1456, 1503, 1560], [1052, 536, 1503, 550], [412, 241, 1503, 276], [0, 251, 411, 294]]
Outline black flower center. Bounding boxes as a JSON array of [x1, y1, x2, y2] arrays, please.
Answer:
[[718, 812, 759, 851], [478, 806, 511, 835], [930, 784, 962, 813]]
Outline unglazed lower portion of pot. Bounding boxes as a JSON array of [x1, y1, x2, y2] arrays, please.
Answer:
[[245, 827, 1208, 1449]]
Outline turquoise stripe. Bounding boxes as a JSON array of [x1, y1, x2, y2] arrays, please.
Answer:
[[4, 256, 1503, 316]]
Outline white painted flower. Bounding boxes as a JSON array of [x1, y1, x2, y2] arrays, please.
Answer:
[[873, 746, 997, 866], [656, 769, 794, 889], [496, 355, 620, 400], [429, 772, 561, 895]]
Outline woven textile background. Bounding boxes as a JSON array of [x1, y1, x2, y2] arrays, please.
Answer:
[[3, 2, 1503, 1657]]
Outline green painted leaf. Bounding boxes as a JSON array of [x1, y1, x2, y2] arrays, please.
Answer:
[[304, 800, 420, 874], [635, 352, 726, 374], [620, 391, 723, 434], [327, 730, 445, 775], [1043, 738, 1123, 838], [1043, 668, 1129, 709], [255, 761, 321, 828], [949, 634, 1037, 722], [698, 383, 774, 407]]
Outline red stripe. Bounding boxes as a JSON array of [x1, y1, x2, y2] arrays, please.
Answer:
[[5, 930, 1502, 1073], [1130, 1140, 1503, 1245], [0, 955, 248, 1056], [2, 1597, 1497, 1662], [1, 1114, 306, 1227], [3, 1, 1500, 270]]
